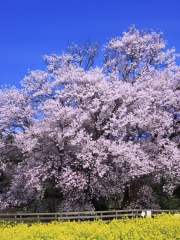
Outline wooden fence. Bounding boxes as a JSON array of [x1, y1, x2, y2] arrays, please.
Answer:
[[0, 209, 179, 223]]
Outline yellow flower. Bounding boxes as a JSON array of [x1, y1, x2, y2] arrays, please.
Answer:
[[0, 213, 180, 239]]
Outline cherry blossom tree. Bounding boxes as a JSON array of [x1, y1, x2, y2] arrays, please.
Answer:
[[0, 26, 180, 211]]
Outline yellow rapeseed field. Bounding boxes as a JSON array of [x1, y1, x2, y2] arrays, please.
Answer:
[[1, 213, 180, 239]]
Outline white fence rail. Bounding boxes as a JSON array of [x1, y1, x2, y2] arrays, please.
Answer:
[[0, 209, 179, 223]]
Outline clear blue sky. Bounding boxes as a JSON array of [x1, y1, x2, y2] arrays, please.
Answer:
[[0, 0, 180, 88]]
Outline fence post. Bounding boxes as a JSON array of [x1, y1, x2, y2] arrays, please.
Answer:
[[37, 214, 40, 223], [146, 210, 152, 218]]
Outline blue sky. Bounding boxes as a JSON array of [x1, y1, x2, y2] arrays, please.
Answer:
[[0, 0, 180, 88]]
